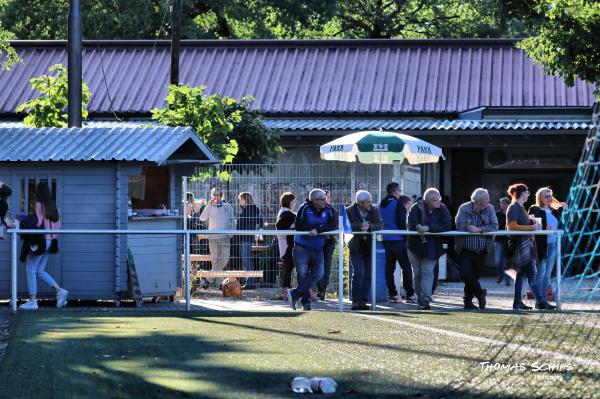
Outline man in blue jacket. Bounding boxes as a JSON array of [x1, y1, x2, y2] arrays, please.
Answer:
[[288, 189, 337, 311], [379, 182, 416, 304]]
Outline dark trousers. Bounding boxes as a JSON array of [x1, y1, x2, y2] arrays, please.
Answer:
[[515, 262, 542, 304], [317, 239, 335, 293], [280, 248, 295, 288], [458, 249, 486, 301], [350, 250, 371, 303], [432, 263, 439, 294], [383, 240, 414, 298]]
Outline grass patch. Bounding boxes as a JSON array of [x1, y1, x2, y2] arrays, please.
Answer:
[[0, 310, 598, 398]]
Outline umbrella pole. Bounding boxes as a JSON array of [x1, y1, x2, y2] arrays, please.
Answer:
[[378, 161, 382, 203]]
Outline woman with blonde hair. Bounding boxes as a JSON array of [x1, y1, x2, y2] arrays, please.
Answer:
[[505, 183, 548, 310], [528, 187, 567, 306]]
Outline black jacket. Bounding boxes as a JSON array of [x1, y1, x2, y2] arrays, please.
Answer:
[[0, 199, 8, 227], [276, 209, 296, 252], [407, 201, 452, 258], [237, 204, 263, 242], [528, 205, 563, 261], [346, 203, 383, 253], [495, 210, 507, 244], [19, 214, 45, 262]]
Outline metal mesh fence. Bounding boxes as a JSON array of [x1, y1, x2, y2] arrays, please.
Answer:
[[182, 163, 420, 296]]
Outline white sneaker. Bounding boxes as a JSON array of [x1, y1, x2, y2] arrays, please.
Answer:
[[19, 300, 38, 310], [56, 289, 68, 308]]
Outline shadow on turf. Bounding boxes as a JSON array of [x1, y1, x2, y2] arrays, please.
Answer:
[[0, 315, 539, 399]]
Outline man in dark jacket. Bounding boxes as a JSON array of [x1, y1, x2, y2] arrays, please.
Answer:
[[347, 190, 383, 310], [379, 182, 415, 303], [407, 188, 452, 310], [316, 190, 338, 300], [288, 189, 337, 311]]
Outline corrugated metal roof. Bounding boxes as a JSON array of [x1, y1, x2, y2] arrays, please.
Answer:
[[264, 118, 595, 132], [1, 40, 595, 116], [0, 126, 219, 164]]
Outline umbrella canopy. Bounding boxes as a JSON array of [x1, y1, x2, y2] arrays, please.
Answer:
[[320, 131, 444, 165]]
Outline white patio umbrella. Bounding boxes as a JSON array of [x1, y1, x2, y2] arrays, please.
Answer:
[[320, 130, 444, 201]]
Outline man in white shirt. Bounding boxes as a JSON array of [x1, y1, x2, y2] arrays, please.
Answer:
[[199, 188, 236, 280]]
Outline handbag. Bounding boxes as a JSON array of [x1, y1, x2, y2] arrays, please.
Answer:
[[47, 238, 59, 254], [46, 220, 59, 254]]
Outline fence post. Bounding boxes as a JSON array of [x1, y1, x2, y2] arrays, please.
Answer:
[[556, 230, 562, 312], [371, 232, 377, 310], [183, 176, 191, 311], [338, 215, 344, 312], [11, 229, 18, 312]]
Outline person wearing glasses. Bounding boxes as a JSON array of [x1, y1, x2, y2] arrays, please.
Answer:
[[407, 188, 452, 310], [506, 183, 550, 310], [288, 189, 337, 311], [199, 187, 236, 284], [528, 187, 567, 308]]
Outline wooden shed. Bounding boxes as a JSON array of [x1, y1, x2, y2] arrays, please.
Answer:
[[0, 126, 218, 302]]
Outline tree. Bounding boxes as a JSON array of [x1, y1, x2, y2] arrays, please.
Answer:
[[223, 97, 284, 164], [324, 0, 543, 39], [151, 84, 283, 164], [0, 22, 20, 70], [0, 0, 166, 40], [518, 0, 600, 99], [16, 64, 91, 127], [0, 0, 335, 40], [0, 0, 542, 40]]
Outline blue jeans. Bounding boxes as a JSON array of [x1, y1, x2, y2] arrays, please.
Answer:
[[317, 239, 335, 293], [350, 251, 371, 303], [537, 242, 557, 299], [293, 245, 324, 304], [239, 241, 255, 287], [26, 240, 57, 296], [514, 262, 544, 304], [494, 242, 511, 284]]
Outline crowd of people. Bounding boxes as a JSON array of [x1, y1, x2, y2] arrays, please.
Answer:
[[280, 182, 565, 312], [2, 176, 565, 312], [182, 181, 566, 312]]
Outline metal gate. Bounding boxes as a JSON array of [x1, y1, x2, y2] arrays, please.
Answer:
[[182, 163, 420, 295]]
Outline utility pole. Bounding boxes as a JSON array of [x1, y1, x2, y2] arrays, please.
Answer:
[[170, 0, 182, 85], [67, 0, 82, 127]]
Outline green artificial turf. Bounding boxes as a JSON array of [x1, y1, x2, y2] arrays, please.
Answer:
[[0, 310, 598, 399]]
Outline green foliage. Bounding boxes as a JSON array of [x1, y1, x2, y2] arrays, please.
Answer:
[[518, 0, 600, 99], [0, 22, 20, 70], [0, 0, 166, 40], [16, 64, 91, 127], [0, 0, 544, 40], [151, 85, 283, 166], [327, 0, 543, 39], [224, 97, 284, 164]]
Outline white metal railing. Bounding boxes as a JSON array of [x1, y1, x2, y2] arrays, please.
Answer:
[[6, 225, 563, 312]]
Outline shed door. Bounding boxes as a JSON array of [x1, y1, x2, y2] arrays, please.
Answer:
[[13, 173, 63, 297]]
